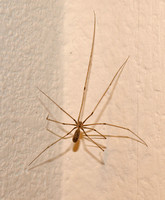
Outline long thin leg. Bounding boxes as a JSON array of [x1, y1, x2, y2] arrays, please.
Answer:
[[28, 127, 76, 166], [83, 127, 106, 139], [46, 127, 73, 139], [78, 11, 96, 121], [84, 122, 147, 146], [81, 128, 104, 151], [46, 120, 65, 138], [84, 134, 146, 145], [84, 137, 106, 149], [38, 97, 70, 133], [82, 137, 104, 165], [37, 87, 77, 123], [83, 56, 129, 124], [46, 115, 76, 126]]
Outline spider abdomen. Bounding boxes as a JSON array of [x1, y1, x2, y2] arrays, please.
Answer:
[[73, 128, 80, 143]]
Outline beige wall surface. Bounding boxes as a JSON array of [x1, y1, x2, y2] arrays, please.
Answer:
[[1, 1, 165, 200]]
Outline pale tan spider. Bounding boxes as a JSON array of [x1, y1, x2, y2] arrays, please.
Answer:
[[29, 12, 147, 166]]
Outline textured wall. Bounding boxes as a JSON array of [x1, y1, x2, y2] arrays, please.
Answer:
[[1, 1, 165, 200]]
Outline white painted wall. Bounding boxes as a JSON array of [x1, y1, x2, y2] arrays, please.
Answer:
[[1, 1, 165, 200]]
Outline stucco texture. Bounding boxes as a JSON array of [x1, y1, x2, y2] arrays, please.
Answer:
[[1, 1, 165, 200]]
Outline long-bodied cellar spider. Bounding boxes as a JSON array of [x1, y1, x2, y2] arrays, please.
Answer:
[[29, 12, 147, 166]]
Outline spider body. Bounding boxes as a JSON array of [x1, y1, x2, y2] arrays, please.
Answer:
[[72, 121, 83, 143]]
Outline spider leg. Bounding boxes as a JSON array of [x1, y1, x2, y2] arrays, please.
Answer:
[[83, 126, 106, 139], [28, 127, 76, 166], [45, 115, 73, 138], [46, 127, 73, 139], [46, 114, 76, 126], [84, 122, 147, 146], [81, 128, 104, 151], [38, 97, 72, 133], [85, 134, 145, 145], [84, 136, 106, 149], [83, 56, 129, 124], [78, 12, 96, 121], [37, 87, 77, 123], [82, 137, 104, 164]]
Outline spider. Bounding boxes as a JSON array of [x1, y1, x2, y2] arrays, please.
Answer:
[[28, 12, 147, 166]]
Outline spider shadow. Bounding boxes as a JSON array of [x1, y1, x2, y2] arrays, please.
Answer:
[[28, 144, 72, 170]]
